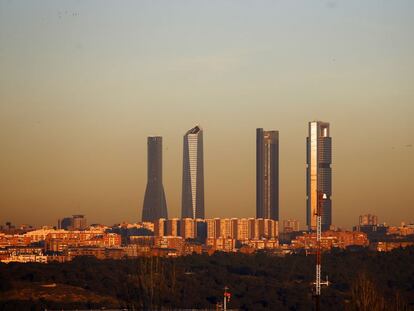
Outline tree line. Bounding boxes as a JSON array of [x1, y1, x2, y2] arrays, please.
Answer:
[[0, 247, 413, 310]]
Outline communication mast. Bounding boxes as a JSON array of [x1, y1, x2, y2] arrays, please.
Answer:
[[313, 191, 330, 310], [223, 286, 231, 311]]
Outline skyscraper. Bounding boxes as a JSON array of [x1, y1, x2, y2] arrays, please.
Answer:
[[181, 125, 204, 219], [256, 129, 279, 220], [306, 121, 332, 231], [142, 136, 168, 222]]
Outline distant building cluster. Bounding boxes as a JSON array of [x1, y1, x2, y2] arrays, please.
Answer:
[[290, 230, 369, 250], [0, 227, 121, 263], [2, 122, 413, 263], [58, 215, 87, 231], [153, 217, 278, 253], [359, 214, 378, 226], [1, 215, 413, 263], [140, 122, 331, 232]]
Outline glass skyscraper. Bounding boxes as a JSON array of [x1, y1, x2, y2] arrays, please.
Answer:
[[256, 128, 279, 220], [142, 136, 168, 222], [181, 125, 204, 219], [306, 121, 332, 231]]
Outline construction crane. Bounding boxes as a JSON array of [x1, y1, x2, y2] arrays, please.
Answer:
[[313, 191, 330, 310]]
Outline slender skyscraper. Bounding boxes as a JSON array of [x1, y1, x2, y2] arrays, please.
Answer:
[[181, 125, 204, 219], [256, 129, 279, 220], [142, 136, 168, 222], [306, 121, 332, 231]]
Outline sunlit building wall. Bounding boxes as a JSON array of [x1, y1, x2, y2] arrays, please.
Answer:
[[180, 218, 197, 239], [264, 218, 278, 239], [231, 218, 238, 239], [220, 218, 232, 238], [154, 218, 166, 237], [237, 218, 250, 240], [206, 218, 278, 241], [359, 214, 378, 226], [248, 218, 256, 239], [166, 218, 180, 236], [254, 218, 264, 239], [206, 218, 220, 239], [283, 219, 300, 233]]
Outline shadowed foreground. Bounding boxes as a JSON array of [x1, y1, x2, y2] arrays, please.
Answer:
[[0, 247, 413, 310]]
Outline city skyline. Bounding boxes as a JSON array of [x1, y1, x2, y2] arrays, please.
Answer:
[[1, 2, 413, 310], [0, 120, 412, 229], [0, 1, 413, 228]]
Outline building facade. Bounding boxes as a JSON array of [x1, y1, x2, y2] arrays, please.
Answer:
[[256, 129, 279, 220], [180, 218, 197, 239], [282, 219, 300, 233], [359, 214, 378, 226], [182, 125, 205, 219], [306, 121, 332, 231], [165, 218, 180, 236], [58, 215, 87, 230], [142, 136, 168, 222], [72, 215, 87, 230], [58, 217, 73, 230]]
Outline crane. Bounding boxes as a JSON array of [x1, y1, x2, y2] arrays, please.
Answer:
[[313, 191, 330, 310]]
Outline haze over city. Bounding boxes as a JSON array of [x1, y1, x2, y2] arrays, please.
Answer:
[[1, 1, 413, 228]]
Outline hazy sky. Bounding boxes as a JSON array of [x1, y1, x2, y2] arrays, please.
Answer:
[[1, 1, 413, 229]]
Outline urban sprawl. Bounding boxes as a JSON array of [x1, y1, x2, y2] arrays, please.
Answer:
[[1, 122, 413, 263]]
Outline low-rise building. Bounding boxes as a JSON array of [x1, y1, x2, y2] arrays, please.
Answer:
[[0, 234, 32, 248], [44, 232, 121, 253], [183, 241, 203, 255], [154, 236, 184, 254], [206, 237, 236, 252], [129, 236, 155, 247], [291, 230, 368, 250], [370, 241, 414, 252], [123, 244, 151, 257], [1, 254, 48, 264], [387, 223, 414, 236], [0, 246, 47, 263], [359, 214, 378, 226], [151, 248, 179, 257], [282, 220, 300, 233], [206, 218, 278, 241], [241, 239, 279, 250]]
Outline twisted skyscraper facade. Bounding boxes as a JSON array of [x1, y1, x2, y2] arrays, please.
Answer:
[[181, 125, 204, 219], [142, 136, 168, 222], [306, 121, 332, 231], [256, 128, 279, 220]]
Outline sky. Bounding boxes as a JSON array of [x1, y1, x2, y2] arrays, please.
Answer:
[[0, 0, 413, 229]]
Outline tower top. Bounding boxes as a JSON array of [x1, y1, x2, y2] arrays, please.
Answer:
[[186, 125, 202, 135]]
